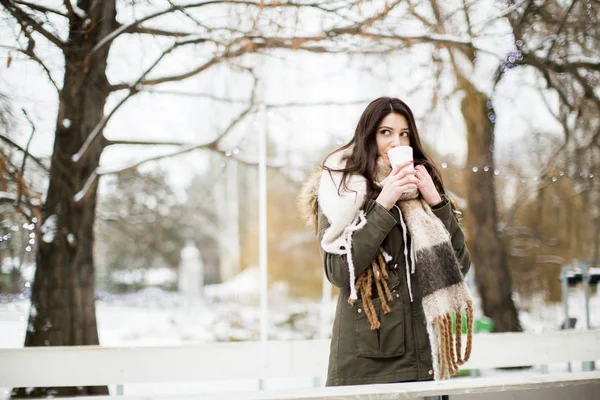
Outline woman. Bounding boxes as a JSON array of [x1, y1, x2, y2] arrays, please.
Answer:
[[299, 97, 474, 386]]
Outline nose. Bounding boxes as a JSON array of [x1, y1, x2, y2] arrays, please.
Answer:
[[390, 134, 402, 147]]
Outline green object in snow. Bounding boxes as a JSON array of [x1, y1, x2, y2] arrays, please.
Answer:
[[451, 312, 494, 334], [452, 313, 494, 377]]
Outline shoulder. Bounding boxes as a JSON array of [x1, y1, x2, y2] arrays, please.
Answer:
[[323, 146, 352, 170]]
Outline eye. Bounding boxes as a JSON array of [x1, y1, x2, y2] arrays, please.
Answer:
[[380, 129, 391, 135], [401, 131, 409, 137]]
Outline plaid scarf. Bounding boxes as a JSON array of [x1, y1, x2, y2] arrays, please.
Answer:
[[300, 150, 474, 380], [375, 160, 474, 380]]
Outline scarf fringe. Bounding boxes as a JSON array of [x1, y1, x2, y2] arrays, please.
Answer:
[[432, 300, 474, 380], [353, 250, 394, 330]]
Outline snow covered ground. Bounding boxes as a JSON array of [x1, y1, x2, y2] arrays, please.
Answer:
[[1, 275, 598, 398]]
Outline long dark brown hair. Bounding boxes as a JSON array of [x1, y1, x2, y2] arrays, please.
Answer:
[[322, 96, 448, 202]]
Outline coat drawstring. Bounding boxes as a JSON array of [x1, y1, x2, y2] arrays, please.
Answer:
[[344, 211, 367, 302]]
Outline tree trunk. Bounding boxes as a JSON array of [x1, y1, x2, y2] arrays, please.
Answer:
[[13, 1, 116, 397], [460, 83, 521, 333]]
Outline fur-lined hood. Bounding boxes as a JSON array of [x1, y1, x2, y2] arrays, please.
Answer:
[[297, 166, 322, 235], [297, 147, 367, 237], [297, 146, 381, 236]]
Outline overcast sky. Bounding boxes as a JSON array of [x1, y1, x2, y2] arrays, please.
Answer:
[[0, 1, 564, 198]]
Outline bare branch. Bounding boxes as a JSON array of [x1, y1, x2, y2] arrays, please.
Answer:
[[144, 89, 376, 108], [359, 31, 476, 49], [14, 1, 68, 18], [74, 72, 259, 203], [462, 0, 474, 38], [523, 53, 600, 74], [122, 25, 194, 38], [0, 0, 65, 49], [266, 99, 372, 108], [89, 0, 344, 57], [10, 6, 60, 92], [110, 76, 257, 174], [62, 0, 76, 18], [0, 134, 48, 172], [71, 88, 134, 165], [19, 109, 36, 177], [16, 48, 60, 93], [165, 0, 207, 31], [406, 0, 434, 27], [546, 0, 578, 59], [0, 192, 18, 205], [75, 35, 222, 165], [144, 88, 250, 103], [107, 36, 220, 92], [103, 139, 190, 147], [473, 0, 528, 31], [108, 56, 219, 91], [15, 109, 36, 210], [73, 171, 98, 204]]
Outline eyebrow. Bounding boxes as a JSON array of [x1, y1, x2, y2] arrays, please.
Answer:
[[379, 126, 409, 131]]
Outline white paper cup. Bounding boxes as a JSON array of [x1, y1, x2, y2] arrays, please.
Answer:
[[387, 146, 413, 169]]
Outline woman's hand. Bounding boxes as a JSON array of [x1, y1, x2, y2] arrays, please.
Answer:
[[376, 161, 419, 210], [415, 164, 442, 206]]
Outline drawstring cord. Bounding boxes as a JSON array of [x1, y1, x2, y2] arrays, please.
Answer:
[[343, 211, 367, 302]]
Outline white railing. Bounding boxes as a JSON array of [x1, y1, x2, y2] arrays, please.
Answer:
[[1, 331, 599, 399], [87, 372, 599, 400]]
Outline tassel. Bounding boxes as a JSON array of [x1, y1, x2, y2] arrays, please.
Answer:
[[445, 314, 457, 375], [455, 307, 463, 366], [438, 316, 448, 380], [464, 300, 474, 362]]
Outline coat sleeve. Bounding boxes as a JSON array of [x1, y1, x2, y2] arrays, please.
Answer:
[[431, 195, 471, 277], [317, 199, 397, 289]]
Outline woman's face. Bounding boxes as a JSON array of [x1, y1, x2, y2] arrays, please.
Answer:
[[376, 113, 411, 167]]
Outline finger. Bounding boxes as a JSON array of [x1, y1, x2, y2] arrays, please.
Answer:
[[391, 161, 414, 177], [416, 165, 429, 175], [396, 176, 419, 187], [397, 167, 416, 181], [396, 183, 418, 194], [390, 163, 404, 176]]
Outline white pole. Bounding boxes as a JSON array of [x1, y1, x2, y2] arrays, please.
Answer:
[[259, 105, 269, 345], [319, 275, 332, 339], [314, 273, 332, 388]]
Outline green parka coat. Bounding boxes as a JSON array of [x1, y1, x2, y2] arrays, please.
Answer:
[[316, 196, 471, 386]]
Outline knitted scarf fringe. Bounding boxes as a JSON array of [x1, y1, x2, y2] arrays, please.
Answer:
[[351, 252, 393, 330], [430, 300, 474, 380], [353, 250, 474, 380]]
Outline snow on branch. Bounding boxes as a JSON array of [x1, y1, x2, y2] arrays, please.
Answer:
[[563, 56, 600, 71], [73, 171, 97, 204], [0, 191, 18, 205], [103, 139, 190, 147], [122, 25, 194, 38], [63, 1, 85, 18]]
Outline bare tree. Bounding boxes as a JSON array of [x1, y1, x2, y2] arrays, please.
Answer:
[[332, 0, 598, 332], [0, 0, 405, 397], [322, 0, 522, 331]]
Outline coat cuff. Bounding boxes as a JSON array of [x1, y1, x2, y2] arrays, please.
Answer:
[[431, 194, 453, 222]]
